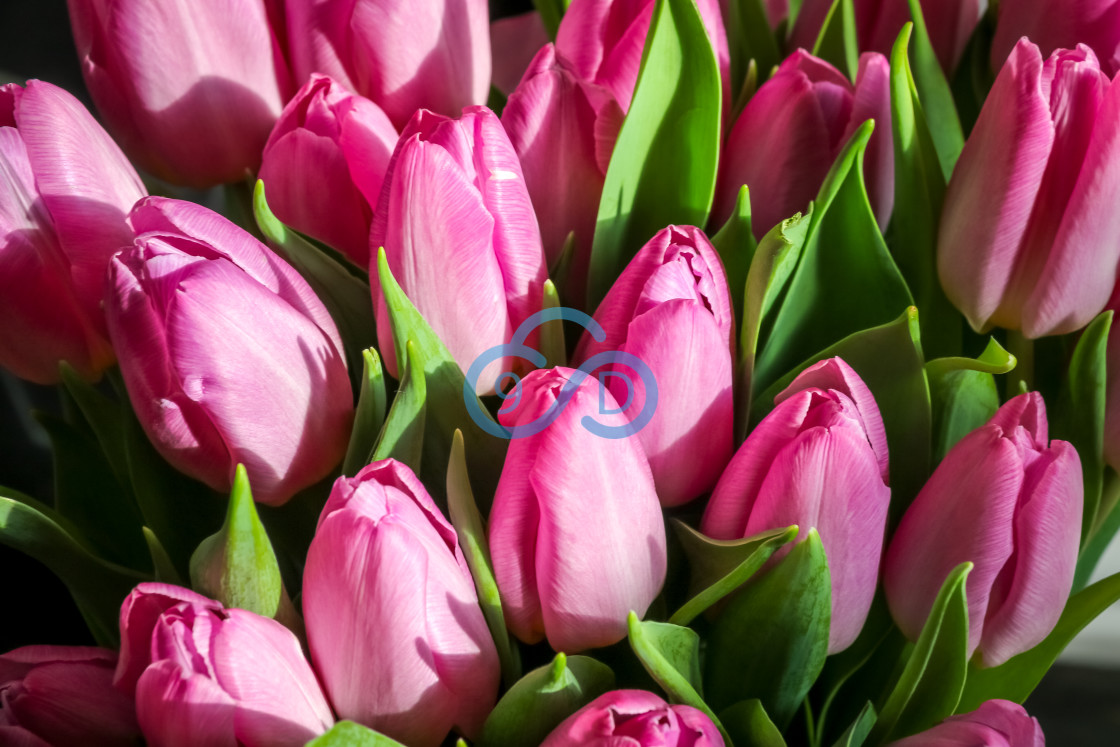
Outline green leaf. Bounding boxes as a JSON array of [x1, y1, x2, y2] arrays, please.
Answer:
[[343, 348, 389, 476], [58, 362, 130, 485], [587, 0, 722, 306], [1075, 470, 1120, 589], [720, 699, 786, 747], [711, 185, 757, 326], [371, 341, 427, 474], [540, 280, 567, 369], [812, 0, 859, 81], [487, 84, 508, 117], [668, 522, 798, 626], [142, 527, 182, 585], [532, 0, 569, 40], [871, 562, 971, 744], [478, 653, 614, 747], [304, 721, 408, 746], [831, 702, 877, 747], [726, 0, 782, 92], [925, 337, 1014, 463], [904, 0, 964, 178], [705, 530, 831, 730]]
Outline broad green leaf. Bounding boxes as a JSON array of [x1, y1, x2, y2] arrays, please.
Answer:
[[343, 348, 389, 476], [1075, 470, 1120, 589], [831, 702, 877, 747], [532, 0, 569, 40], [305, 721, 408, 746], [812, 0, 859, 81], [371, 341, 427, 474], [720, 699, 786, 747], [705, 530, 831, 730], [926, 337, 1015, 463], [727, 0, 782, 92], [540, 280, 567, 369], [478, 653, 614, 747], [58, 362, 130, 485], [904, 0, 964, 178], [871, 562, 971, 744], [588, 0, 722, 306], [711, 185, 757, 326], [143, 527, 182, 585]]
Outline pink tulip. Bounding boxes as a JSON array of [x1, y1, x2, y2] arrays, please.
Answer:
[[713, 50, 893, 238], [540, 689, 725, 746], [701, 357, 890, 653], [489, 367, 667, 653], [285, 0, 490, 130], [993, 0, 1120, 75], [0, 646, 139, 746], [370, 106, 547, 394], [115, 583, 334, 746], [572, 225, 734, 506], [302, 459, 499, 747], [491, 11, 551, 95], [889, 699, 1044, 746], [67, 0, 291, 187], [884, 392, 1082, 667], [0, 80, 145, 384], [106, 197, 352, 506], [259, 74, 398, 266], [938, 40, 1120, 339], [502, 44, 624, 305]]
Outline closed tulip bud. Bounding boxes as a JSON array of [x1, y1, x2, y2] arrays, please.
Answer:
[[0, 646, 140, 746], [285, 0, 490, 130], [993, 0, 1120, 75], [370, 106, 547, 393], [115, 583, 334, 746], [0, 80, 145, 384], [888, 699, 1044, 746], [885, 393, 1082, 667], [106, 197, 352, 506], [67, 0, 291, 188], [713, 50, 893, 238], [572, 225, 734, 506], [302, 459, 499, 747], [939, 40, 1120, 338], [259, 74, 398, 266], [489, 368, 667, 653], [502, 44, 624, 306], [702, 357, 891, 653], [541, 690, 725, 746]]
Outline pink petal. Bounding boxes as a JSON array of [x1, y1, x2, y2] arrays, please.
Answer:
[[490, 11, 550, 94], [115, 583, 216, 696], [847, 53, 894, 230], [135, 661, 237, 747]]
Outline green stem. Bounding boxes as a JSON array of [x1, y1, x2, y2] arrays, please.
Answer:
[[804, 697, 819, 747], [1005, 329, 1034, 397]]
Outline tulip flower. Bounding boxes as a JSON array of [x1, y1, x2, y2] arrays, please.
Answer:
[[370, 106, 547, 394], [572, 225, 734, 506], [992, 0, 1120, 75], [884, 392, 1082, 667], [502, 44, 624, 305], [491, 11, 551, 95], [302, 459, 499, 747], [713, 50, 893, 239], [0, 646, 139, 746], [489, 367, 667, 653], [0, 79, 145, 384], [284, 0, 491, 130], [701, 357, 890, 653], [259, 74, 398, 266], [67, 0, 291, 187], [106, 197, 352, 506], [938, 41, 1120, 339], [115, 583, 334, 746], [889, 699, 1044, 746], [540, 690, 725, 746]]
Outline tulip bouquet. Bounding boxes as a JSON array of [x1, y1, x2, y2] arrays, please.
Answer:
[[5, 0, 1120, 745]]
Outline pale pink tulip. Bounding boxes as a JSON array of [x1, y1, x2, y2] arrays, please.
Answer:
[[541, 689, 725, 746], [889, 699, 1044, 746]]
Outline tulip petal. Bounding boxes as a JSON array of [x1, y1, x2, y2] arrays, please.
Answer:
[[490, 11, 551, 95], [135, 660, 238, 747], [115, 583, 215, 695], [847, 53, 894, 230]]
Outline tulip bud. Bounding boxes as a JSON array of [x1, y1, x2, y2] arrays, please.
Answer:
[[888, 699, 1044, 746], [938, 40, 1120, 339], [302, 459, 500, 747], [106, 197, 353, 506], [884, 392, 1082, 667], [0, 646, 140, 746], [701, 357, 891, 653], [713, 50, 893, 239], [993, 0, 1120, 75], [572, 225, 734, 506], [259, 74, 398, 266], [502, 44, 624, 306], [540, 689, 725, 746], [370, 106, 547, 394], [115, 583, 334, 746], [489, 367, 667, 653], [285, 0, 491, 130], [67, 0, 291, 187], [0, 80, 145, 384]]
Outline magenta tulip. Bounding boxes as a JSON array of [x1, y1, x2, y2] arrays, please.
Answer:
[[67, 0, 291, 187], [106, 197, 352, 506], [992, 0, 1120, 75], [489, 367, 667, 653], [889, 699, 1044, 746], [115, 583, 333, 746], [285, 0, 490, 130], [491, 11, 551, 95], [259, 74, 398, 266], [0, 80, 145, 384], [572, 225, 734, 507], [938, 40, 1120, 338], [701, 357, 890, 653], [0, 646, 139, 746], [302, 459, 499, 747], [370, 106, 547, 393], [540, 689, 725, 746], [713, 50, 893, 238], [885, 392, 1082, 667]]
